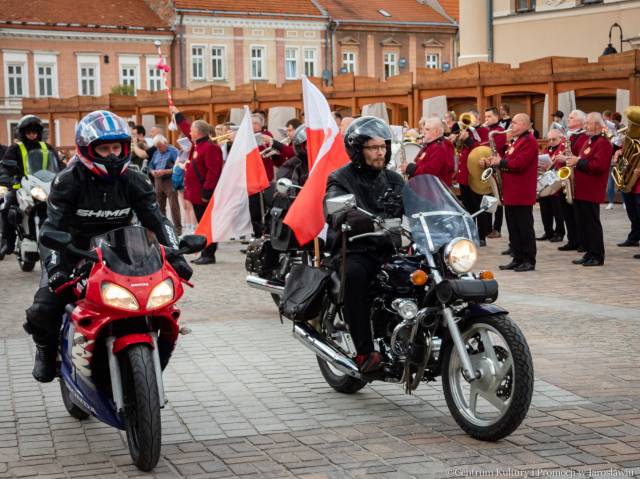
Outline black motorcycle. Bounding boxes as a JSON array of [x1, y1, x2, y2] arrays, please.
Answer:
[[285, 174, 534, 441], [245, 178, 315, 304]]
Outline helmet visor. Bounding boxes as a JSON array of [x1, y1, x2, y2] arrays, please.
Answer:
[[345, 117, 393, 144]]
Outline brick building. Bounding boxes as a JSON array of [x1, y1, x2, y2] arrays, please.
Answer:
[[0, 0, 172, 146]]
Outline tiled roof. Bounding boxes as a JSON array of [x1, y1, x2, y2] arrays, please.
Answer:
[[175, 0, 326, 18], [316, 0, 457, 25], [0, 0, 171, 32]]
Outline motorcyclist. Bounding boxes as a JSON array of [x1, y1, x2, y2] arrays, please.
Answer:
[[25, 110, 192, 383], [0, 115, 58, 259], [324, 117, 404, 373], [275, 125, 309, 187]]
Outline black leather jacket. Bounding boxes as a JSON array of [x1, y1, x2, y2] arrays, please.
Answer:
[[40, 160, 180, 275], [0, 139, 58, 179], [325, 163, 404, 254], [276, 154, 309, 188]]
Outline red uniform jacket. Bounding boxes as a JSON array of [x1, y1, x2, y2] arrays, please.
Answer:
[[545, 143, 565, 170], [177, 114, 224, 206], [574, 134, 613, 203], [258, 130, 286, 182], [480, 124, 507, 157], [499, 132, 538, 206], [457, 138, 479, 186], [413, 137, 454, 186]]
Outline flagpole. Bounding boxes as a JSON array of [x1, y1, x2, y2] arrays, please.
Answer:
[[314, 238, 320, 267]]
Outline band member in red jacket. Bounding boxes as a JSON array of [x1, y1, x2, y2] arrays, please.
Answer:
[[484, 113, 538, 272], [538, 127, 566, 242], [172, 106, 223, 265], [482, 107, 508, 238], [565, 112, 613, 266], [409, 117, 454, 186], [556, 110, 589, 252]]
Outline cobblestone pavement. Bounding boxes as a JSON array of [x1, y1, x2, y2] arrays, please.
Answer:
[[0, 206, 639, 478]]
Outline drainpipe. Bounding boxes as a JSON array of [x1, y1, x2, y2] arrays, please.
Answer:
[[487, 0, 493, 62], [178, 14, 185, 88]]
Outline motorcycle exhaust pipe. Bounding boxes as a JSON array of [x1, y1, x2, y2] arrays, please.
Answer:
[[292, 322, 363, 380], [246, 275, 284, 296]]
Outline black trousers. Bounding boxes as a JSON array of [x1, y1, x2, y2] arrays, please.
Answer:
[[560, 194, 580, 248], [539, 196, 565, 239], [459, 185, 490, 240], [0, 190, 17, 249], [623, 192, 640, 243], [505, 205, 536, 265], [193, 203, 217, 258], [574, 200, 605, 263], [493, 205, 504, 232], [343, 253, 379, 355], [249, 193, 266, 238], [25, 270, 74, 345]]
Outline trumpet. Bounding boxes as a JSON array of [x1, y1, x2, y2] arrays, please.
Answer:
[[210, 132, 233, 144], [454, 113, 477, 153]]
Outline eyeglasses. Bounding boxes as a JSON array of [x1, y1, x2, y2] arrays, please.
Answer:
[[362, 145, 388, 152]]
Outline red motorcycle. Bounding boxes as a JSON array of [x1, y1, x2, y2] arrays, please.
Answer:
[[40, 225, 205, 471]]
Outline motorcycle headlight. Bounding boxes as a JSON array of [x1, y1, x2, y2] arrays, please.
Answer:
[[0, 186, 7, 198], [101, 282, 139, 311], [391, 299, 418, 320], [146, 279, 174, 310], [444, 238, 478, 274], [30, 186, 47, 202]]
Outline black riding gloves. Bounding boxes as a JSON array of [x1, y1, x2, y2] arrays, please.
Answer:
[[170, 255, 193, 281]]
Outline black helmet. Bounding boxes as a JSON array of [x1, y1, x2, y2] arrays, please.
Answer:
[[343, 116, 392, 166], [292, 124, 307, 160], [16, 115, 44, 142]]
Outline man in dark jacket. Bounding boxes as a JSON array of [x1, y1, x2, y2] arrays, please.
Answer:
[[25, 110, 191, 382], [324, 117, 404, 374], [0, 115, 58, 259]]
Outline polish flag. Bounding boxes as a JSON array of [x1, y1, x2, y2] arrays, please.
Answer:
[[194, 107, 269, 243], [283, 77, 350, 245]]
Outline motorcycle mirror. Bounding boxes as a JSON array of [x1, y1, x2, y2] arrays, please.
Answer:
[[40, 231, 73, 251], [275, 178, 293, 195], [326, 194, 356, 215], [480, 195, 499, 214], [178, 235, 207, 254]]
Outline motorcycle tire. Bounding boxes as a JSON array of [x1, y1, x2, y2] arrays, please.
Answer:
[[60, 380, 90, 420], [441, 314, 533, 442], [120, 344, 161, 472], [18, 257, 35, 272], [317, 357, 367, 394], [271, 293, 281, 306]]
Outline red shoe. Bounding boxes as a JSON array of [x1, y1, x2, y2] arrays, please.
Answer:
[[355, 352, 382, 374]]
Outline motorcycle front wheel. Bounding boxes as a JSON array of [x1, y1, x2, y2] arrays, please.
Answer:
[[441, 314, 533, 441], [120, 344, 161, 471]]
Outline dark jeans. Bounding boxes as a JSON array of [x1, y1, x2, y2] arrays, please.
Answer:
[[460, 184, 490, 240], [560, 195, 580, 248], [539, 195, 565, 239], [249, 193, 266, 237], [343, 253, 379, 355], [505, 205, 536, 265], [622, 192, 640, 243], [493, 205, 503, 232], [0, 190, 17, 250], [574, 199, 605, 263], [193, 203, 217, 258]]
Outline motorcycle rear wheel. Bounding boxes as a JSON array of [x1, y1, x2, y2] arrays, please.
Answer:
[[60, 380, 90, 420], [441, 314, 533, 441], [120, 344, 161, 471]]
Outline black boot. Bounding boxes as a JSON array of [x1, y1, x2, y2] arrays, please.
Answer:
[[32, 342, 57, 383]]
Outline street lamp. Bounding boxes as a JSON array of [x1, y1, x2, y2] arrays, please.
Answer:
[[602, 22, 623, 56]]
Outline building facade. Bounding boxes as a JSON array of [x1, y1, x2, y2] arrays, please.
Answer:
[[459, 0, 640, 66], [0, 0, 172, 146]]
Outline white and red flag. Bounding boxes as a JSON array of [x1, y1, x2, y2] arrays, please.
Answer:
[[194, 107, 269, 243], [283, 77, 350, 245]]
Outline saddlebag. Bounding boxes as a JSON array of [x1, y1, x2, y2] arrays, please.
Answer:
[[269, 205, 295, 252], [436, 279, 498, 305], [279, 264, 330, 322], [245, 238, 279, 277]]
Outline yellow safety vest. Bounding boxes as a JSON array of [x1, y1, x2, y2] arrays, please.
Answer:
[[17, 141, 48, 175]]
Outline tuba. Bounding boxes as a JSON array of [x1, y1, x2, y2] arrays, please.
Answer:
[[611, 105, 640, 193], [559, 135, 575, 204]]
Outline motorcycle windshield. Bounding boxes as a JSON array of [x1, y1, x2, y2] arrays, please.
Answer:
[[26, 150, 59, 175], [32, 169, 56, 183], [90, 226, 163, 276], [403, 175, 479, 254]]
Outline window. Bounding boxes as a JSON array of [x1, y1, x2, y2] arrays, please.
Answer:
[[303, 48, 316, 77], [285, 47, 298, 80], [7, 64, 25, 97], [342, 51, 356, 74], [251, 46, 265, 79], [516, 0, 535, 12], [79, 65, 97, 96], [191, 46, 204, 80], [148, 66, 163, 91], [36, 64, 55, 97], [426, 53, 440, 69], [121, 66, 137, 92], [383, 52, 398, 79], [211, 46, 225, 80]]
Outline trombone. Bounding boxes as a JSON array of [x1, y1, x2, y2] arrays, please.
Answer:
[[210, 132, 233, 144]]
